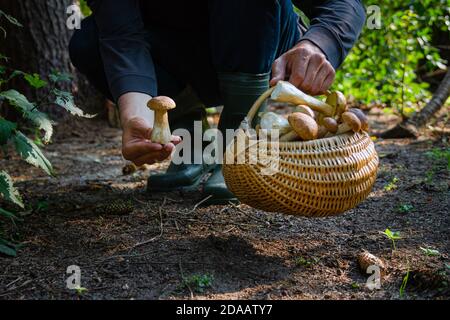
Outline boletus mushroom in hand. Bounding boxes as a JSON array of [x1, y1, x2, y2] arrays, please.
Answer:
[[287, 112, 319, 141], [147, 96, 176, 144]]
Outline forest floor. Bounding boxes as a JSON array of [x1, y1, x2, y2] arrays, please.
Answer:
[[0, 108, 449, 300]]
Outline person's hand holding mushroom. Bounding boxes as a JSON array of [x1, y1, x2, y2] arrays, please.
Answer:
[[119, 92, 181, 166], [270, 40, 335, 95]]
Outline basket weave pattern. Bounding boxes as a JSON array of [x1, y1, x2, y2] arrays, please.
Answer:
[[223, 132, 379, 217]]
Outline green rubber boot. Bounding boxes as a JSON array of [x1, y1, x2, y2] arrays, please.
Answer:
[[202, 72, 270, 205], [147, 86, 213, 193]]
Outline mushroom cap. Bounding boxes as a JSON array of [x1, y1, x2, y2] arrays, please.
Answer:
[[317, 125, 328, 139], [287, 112, 318, 140], [326, 91, 348, 117], [349, 108, 369, 131], [341, 112, 361, 132], [147, 96, 176, 111], [335, 91, 347, 107], [323, 117, 338, 134], [295, 105, 315, 119]]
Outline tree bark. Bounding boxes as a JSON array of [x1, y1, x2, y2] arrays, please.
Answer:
[[1, 0, 103, 118], [381, 67, 450, 139]]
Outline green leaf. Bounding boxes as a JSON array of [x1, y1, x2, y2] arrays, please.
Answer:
[[383, 228, 402, 240], [23, 73, 47, 89], [0, 89, 54, 142], [0, 117, 16, 145], [26, 110, 53, 143], [49, 71, 72, 83], [0, 207, 17, 219], [0, 238, 18, 257], [53, 89, 96, 118], [12, 131, 54, 176], [0, 244, 17, 257], [420, 247, 440, 257], [399, 269, 410, 298], [0, 170, 23, 208]]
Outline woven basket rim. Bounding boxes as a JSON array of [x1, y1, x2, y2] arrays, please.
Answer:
[[241, 131, 367, 148]]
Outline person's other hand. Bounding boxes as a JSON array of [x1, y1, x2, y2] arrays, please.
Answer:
[[270, 40, 335, 96]]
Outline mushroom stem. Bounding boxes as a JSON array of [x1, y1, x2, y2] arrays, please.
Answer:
[[336, 112, 361, 134], [271, 81, 334, 116], [336, 123, 353, 135], [326, 90, 347, 119], [349, 108, 369, 132], [152, 111, 171, 144], [279, 130, 300, 142], [147, 96, 176, 144]]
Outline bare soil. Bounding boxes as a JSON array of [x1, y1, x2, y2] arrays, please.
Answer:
[[0, 109, 449, 300]]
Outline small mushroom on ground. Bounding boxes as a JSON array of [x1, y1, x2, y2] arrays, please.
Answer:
[[349, 108, 369, 132], [357, 251, 386, 276], [336, 111, 361, 134], [147, 96, 176, 144], [287, 112, 319, 141], [294, 105, 316, 119]]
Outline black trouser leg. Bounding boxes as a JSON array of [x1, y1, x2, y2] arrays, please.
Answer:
[[202, 0, 302, 204]]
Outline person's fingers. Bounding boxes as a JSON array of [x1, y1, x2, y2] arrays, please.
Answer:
[[289, 54, 309, 88], [162, 143, 176, 153], [132, 155, 156, 166], [270, 56, 287, 86], [122, 141, 163, 161], [319, 68, 336, 94], [133, 149, 172, 166], [170, 135, 182, 145], [309, 64, 330, 96], [299, 54, 324, 94]]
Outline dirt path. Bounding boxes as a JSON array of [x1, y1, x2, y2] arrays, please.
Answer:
[[0, 114, 449, 300]]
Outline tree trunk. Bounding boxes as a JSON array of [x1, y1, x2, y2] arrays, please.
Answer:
[[1, 0, 103, 118], [381, 67, 450, 139]]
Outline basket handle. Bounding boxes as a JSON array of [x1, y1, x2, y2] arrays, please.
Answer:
[[245, 86, 331, 126], [245, 87, 276, 125]]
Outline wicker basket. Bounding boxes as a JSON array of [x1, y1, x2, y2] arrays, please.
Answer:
[[222, 88, 379, 217]]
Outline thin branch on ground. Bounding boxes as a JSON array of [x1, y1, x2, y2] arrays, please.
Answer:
[[130, 197, 166, 250]]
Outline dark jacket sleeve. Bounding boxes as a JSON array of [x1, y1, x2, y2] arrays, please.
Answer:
[[294, 0, 366, 68], [88, 0, 157, 102]]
